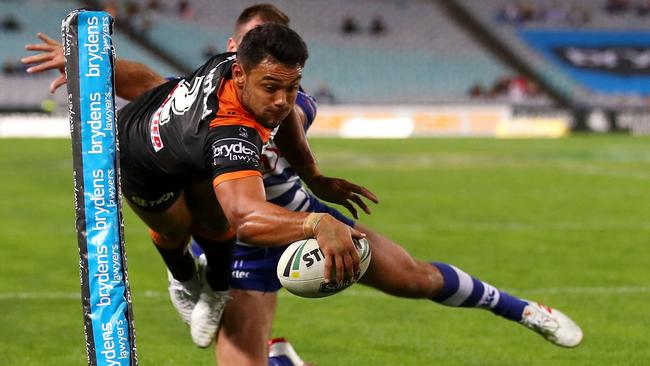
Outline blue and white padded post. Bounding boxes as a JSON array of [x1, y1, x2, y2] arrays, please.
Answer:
[[62, 10, 138, 366]]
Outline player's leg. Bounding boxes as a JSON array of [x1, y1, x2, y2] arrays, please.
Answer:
[[216, 244, 284, 365], [183, 179, 238, 348], [185, 179, 234, 293], [217, 289, 278, 366], [126, 191, 193, 274], [359, 222, 528, 315], [356, 223, 582, 347], [218, 294, 308, 366], [356, 223, 442, 298], [189, 240, 310, 365], [125, 191, 201, 325]]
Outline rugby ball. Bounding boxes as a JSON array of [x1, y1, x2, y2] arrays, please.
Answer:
[[277, 237, 371, 298]]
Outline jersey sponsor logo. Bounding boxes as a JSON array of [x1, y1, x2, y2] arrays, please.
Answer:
[[211, 137, 260, 166], [129, 192, 176, 208], [149, 85, 176, 152], [150, 116, 163, 152], [231, 270, 250, 279]]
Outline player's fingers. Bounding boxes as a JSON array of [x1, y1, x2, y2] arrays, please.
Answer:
[[323, 252, 333, 283], [349, 227, 366, 240], [334, 255, 344, 283], [24, 43, 54, 52], [50, 75, 67, 93], [341, 201, 358, 219], [348, 242, 361, 278], [341, 181, 379, 204], [349, 194, 371, 215], [357, 186, 379, 203], [37, 32, 59, 45], [21, 53, 53, 65], [27, 60, 61, 74], [342, 252, 354, 280]]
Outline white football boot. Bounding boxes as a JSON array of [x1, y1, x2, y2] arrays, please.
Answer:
[[190, 265, 231, 348], [167, 256, 204, 325], [268, 338, 308, 366], [190, 286, 231, 348], [520, 301, 583, 347]]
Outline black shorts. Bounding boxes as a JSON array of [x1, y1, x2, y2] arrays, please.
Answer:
[[117, 139, 211, 212], [119, 158, 183, 212]]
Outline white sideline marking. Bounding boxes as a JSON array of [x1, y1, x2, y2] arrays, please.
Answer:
[[558, 163, 650, 181], [0, 290, 168, 301], [337, 286, 650, 298], [1, 286, 649, 301]]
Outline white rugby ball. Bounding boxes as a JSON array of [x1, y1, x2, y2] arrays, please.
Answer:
[[277, 237, 371, 298]]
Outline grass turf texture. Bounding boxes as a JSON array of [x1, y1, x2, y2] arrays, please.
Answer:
[[0, 135, 649, 365]]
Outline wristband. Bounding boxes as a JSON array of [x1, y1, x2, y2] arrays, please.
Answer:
[[302, 213, 326, 237]]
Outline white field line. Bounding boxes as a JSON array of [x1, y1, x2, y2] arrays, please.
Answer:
[[319, 153, 650, 181], [0, 290, 168, 301], [2, 286, 650, 301], [332, 286, 650, 297], [557, 163, 650, 181]]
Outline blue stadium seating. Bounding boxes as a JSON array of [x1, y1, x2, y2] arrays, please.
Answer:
[[0, 0, 178, 109], [125, 0, 513, 103]]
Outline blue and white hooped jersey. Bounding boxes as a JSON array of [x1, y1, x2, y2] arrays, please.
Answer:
[[261, 89, 317, 212]]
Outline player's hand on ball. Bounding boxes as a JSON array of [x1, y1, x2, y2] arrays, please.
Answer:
[[306, 175, 378, 219], [22, 33, 67, 93], [313, 214, 363, 283]]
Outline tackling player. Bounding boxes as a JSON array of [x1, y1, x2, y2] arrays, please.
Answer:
[[23, 5, 583, 366]]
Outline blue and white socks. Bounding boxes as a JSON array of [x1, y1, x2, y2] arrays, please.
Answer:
[[431, 262, 528, 322]]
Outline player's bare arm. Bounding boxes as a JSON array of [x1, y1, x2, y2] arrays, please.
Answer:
[[214, 175, 362, 282], [274, 104, 379, 218], [113, 59, 167, 100], [22, 32, 165, 99]]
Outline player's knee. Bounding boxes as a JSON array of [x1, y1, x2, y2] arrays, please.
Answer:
[[398, 260, 444, 298], [149, 228, 190, 249], [365, 259, 442, 298]]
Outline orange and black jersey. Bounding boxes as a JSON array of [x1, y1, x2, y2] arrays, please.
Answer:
[[117, 52, 272, 200]]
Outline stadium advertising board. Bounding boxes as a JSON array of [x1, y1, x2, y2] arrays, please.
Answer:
[[519, 30, 650, 95], [1, 105, 570, 139], [613, 109, 650, 134], [0, 114, 68, 137], [311, 105, 569, 138]]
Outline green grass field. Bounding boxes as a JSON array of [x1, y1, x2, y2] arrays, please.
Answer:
[[1, 135, 649, 365]]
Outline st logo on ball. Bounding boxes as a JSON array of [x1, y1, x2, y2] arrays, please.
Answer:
[[277, 237, 371, 298]]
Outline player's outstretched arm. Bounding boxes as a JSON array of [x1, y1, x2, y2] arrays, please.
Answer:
[[112, 59, 167, 101], [22, 32, 166, 100], [214, 175, 362, 282], [274, 106, 379, 219]]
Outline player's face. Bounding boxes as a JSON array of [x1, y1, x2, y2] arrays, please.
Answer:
[[237, 58, 302, 129]]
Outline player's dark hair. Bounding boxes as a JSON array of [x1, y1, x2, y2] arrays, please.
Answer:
[[238, 23, 308, 71], [236, 4, 290, 28]]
